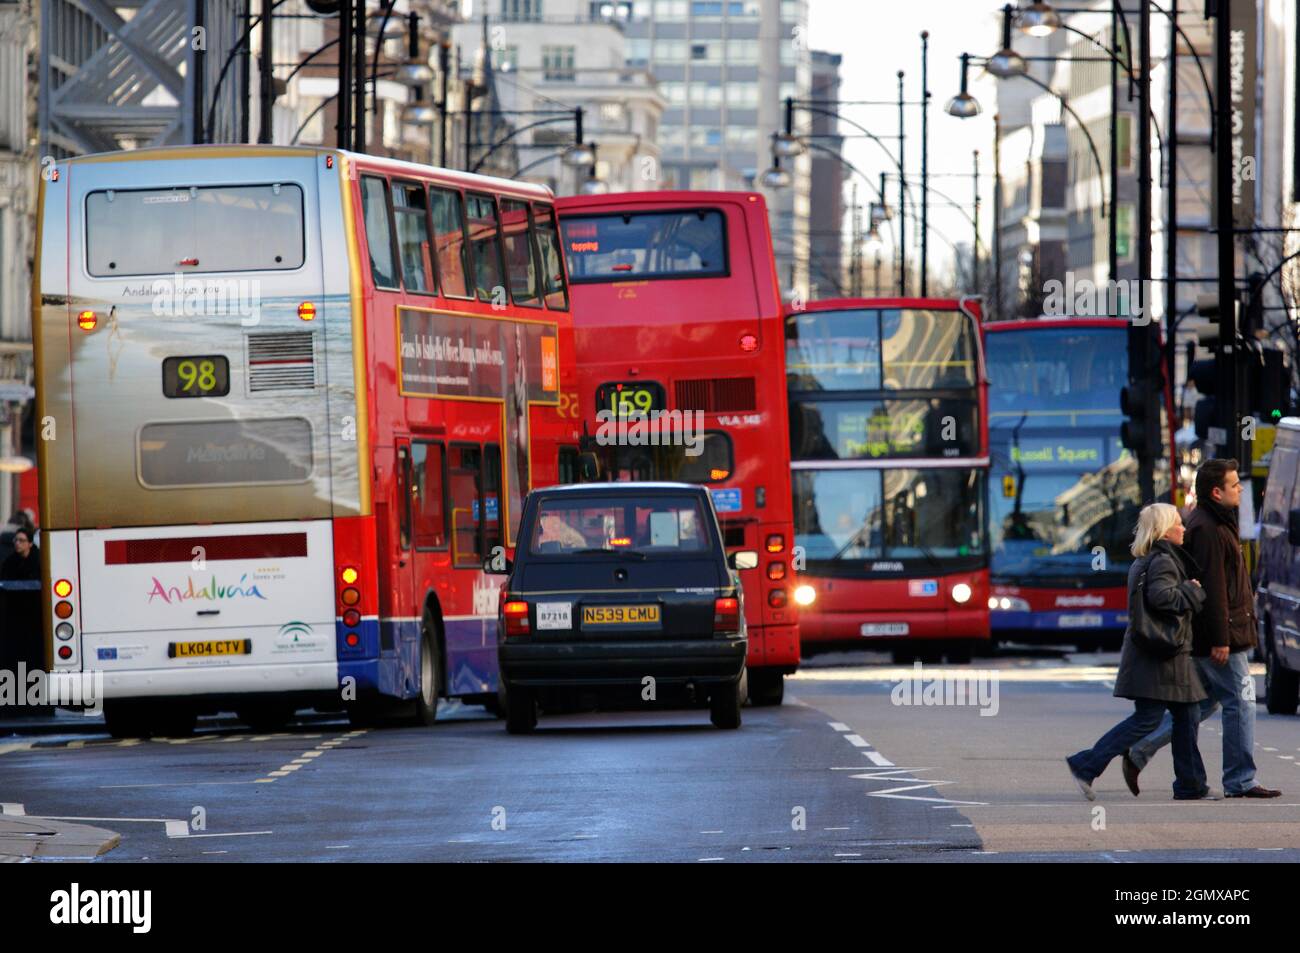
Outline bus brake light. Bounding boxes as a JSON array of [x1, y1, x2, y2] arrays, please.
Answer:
[[740, 333, 758, 352], [768, 588, 788, 608]]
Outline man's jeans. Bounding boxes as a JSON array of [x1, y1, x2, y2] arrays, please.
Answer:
[[1128, 651, 1257, 795], [1068, 698, 1208, 798]]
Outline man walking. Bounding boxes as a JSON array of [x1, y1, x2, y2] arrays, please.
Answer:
[[1123, 459, 1280, 799]]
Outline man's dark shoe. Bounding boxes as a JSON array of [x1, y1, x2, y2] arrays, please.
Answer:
[[1121, 754, 1141, 796], [1226, 786, 1282, 798], [1173, 789, 1221, 801]]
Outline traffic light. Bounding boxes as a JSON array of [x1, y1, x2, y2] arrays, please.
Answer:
[[1248, 345, 1291, 424], [1119, 378, 1162, 456], [1189, 353, 1218, 441]]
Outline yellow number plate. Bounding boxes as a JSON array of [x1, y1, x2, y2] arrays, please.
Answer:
[[168, 639, 251, 659], [582, 605, 661, 625]]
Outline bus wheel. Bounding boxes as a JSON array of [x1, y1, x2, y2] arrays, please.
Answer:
[[504, 682, 538, 734], [414, 615, 441, 727], [748, 669, 785, 706], [103, 701, 152, 740], [1265, 628, 1300, 715], [236, 704, 295, 733]]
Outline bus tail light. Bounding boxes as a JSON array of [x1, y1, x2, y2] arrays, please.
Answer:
[[57, 646, 73, 660], [765, 534, 784, 553], [77, 311, 97, 331], [503, 600, 530, 637], [767, 561, 786, 580], [345, 632, 360, 647], [341, 587, 360, 606], [768, 588, 788, 608], [341, 566, 359, 585], [298, 301, 317, 322], [342, 608, 361, 628], [713, 596, 740, 634], [54, 579, 73, 598], [55, 601, 74, 619]]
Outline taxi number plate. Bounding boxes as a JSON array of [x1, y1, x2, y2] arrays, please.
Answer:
[[582, 605, 660, 625], [168, 639, 251, 658]]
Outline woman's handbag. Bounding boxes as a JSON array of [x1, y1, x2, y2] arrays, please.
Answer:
[[1130, 555, 1185, 660]]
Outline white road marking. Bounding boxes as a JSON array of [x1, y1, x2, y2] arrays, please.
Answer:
[[302, 750, 325, 758], [698, 857, 724, 862], [267, 771, 291, 777], [290, 759, 313, 765], [276, 764, 302, 772], [864, 750, 895, 767], [1263, 747, 1278, 752], [1, 803, 24, 816], [823, 826, 849, 831], [182, 830, 272, 838], [843, 734, 869, 747], [165, 820, 189, 838], [834, 852, 862, 857], [201, 850, 228, 855], [827, 722, 850, 732], [700, 829, 724, 834], [325, 845, 351, 849], [950, 823, 974, 828], [1258, 847, 1284, 851]]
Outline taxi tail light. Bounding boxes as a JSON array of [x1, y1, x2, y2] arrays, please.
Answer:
[[713, 597, 740, 634], [503, 600, 530, 637], [768, 588, 788, 608]]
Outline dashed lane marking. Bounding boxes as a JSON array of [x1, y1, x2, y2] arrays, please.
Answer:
[[864, 750, 895, 767], [844, 734, 868, 747], [253, 730, 364, 784], [828, 722, 850, 732]]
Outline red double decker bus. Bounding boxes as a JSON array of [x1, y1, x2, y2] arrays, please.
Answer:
[[786, 297, 990, 663], [35, 145, 576, 735], [556, 191, 799, 705], [984, 317, 1176, 648]]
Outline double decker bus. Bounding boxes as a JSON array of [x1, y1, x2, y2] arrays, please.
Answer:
[[786, 297, 990, 664], [984, 318, 1174, 647], [556, 191, 799, 705], [35, 145, 576, 736]]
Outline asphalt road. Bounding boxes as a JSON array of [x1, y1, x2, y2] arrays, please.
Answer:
[[2, 648, 1297, 862]]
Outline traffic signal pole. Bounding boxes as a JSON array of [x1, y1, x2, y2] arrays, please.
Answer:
[[1129, 1, 1158, 504], [1212, 0, 1242, 468]]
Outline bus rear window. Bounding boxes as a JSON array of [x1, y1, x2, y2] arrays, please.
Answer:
[[561, 209, 727, 281], [86, 184, 305, 277], [138, 418, 313, 487]]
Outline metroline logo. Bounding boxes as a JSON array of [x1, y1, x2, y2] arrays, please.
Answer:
[[49, 883, 151, 933]]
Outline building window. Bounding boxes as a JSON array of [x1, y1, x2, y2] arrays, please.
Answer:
[[725, 39, 758, 62], [689, 84, 723, 106], [1116, 203, 1134, 263], [655, 0, 687, 20], [692, 1, 723, 17], [503, 0, 542, 20], [654, 39, 687, 61], [542, 45, 576, 81], [725, 83, 758, 107], [498, 45, 519, 71], [627, 37, 651, 64], [599, 101, 625, 123], [659, 82, 687, 105], [1116, 112, 1133, 171]]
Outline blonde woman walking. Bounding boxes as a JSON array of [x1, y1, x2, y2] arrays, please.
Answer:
[[1065, 503, 1211, 800]]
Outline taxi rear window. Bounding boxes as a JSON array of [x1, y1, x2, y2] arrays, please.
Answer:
[[530, 495, 711, 556]]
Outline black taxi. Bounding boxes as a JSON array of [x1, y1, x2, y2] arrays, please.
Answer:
[[487, 482, 756, 733]]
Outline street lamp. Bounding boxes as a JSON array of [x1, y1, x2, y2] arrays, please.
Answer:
[[563, 141, 596, 168], [1017, 1, 1062, 37], [772, 132, 804, 159], [986, 5, 1027, 79], [580, 143, 609, 194], [946, 54, 981, 118]]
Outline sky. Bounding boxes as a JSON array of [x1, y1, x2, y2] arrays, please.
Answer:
[[807, 0, 1004, 287]]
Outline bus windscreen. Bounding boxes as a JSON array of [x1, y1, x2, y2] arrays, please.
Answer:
[[560, 209, 727, 281]]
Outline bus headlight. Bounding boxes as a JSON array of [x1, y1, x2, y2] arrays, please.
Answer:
[[794, 584, 816, 606], [951, 583, 973, 605]]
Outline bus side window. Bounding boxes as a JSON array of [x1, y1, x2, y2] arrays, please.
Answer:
[[412, 441, 448, 550], [360, 176, 400, 290], [466, 193, 506, 303], [533, 204, 569, 311], [392, 181, 434, 294], [449, 444, 482, 566], [483, 443, 505, 552], [500, 199, 540, 306], [396, 444, 413, 551], [429, 187, 471, 298]]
